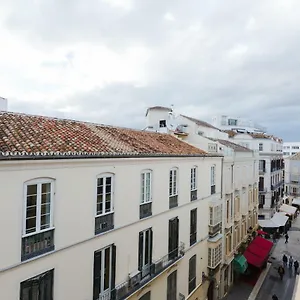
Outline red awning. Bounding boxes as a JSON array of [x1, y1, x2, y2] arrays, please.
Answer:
[[257, 230, 268, 235], [243, 236, 273, 268]]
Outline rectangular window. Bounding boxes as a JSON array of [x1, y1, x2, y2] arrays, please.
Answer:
[[188, 255, 196, 294], [211, 165, 216, 194], [190, 209, 197, 246], [169, 217, 179, 260], [169, 168, 178, 208], [140, 171, 152, 219], [259, 143, 263, 151], [167, 270, 177, 300], [20, 269, 54, 300], [93, 245, 116, 300], [22, 181, 54, 261], [139, 292, 151, 300], [97, 175, 113, 215], [138, 228, 153, 278], [190, 167, 198, 201]]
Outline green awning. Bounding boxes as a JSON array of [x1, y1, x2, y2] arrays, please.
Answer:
[[233, 255, 248, 273]]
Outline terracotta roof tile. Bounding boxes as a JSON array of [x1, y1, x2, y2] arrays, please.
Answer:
[[180, 115, 219, 130], [0, 111, 211, 159]]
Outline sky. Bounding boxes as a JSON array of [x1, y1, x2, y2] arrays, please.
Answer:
[[0, 0, 299, 141]]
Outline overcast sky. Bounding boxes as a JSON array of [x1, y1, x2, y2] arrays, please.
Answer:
[[0, 0, 299, 141]]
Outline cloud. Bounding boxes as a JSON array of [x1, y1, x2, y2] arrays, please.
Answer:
[[1, 0, 300, 141]]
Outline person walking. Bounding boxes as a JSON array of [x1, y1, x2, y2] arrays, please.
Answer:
[[285, 233, 289, 243], [294, 260, 299, 274], [289, 256, 294, 268], [283, 254, 288, 267], [272, 294, 279, 300], [278, 265, 285, 280]]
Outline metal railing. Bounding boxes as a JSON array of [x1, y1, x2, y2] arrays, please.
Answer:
[[190, 190, 197, 201], [169, 195, 178, 209], [259, 169, 266, 175], [21, 229, 55, 261], [107, 243, 185, 300], [140, 202, 152, 219], [259, 188, 267, 194], [95, 213, 114, 235], [271, 181, 284, 190], [208, 223, 222, 236], [211, 185, 216, 195]]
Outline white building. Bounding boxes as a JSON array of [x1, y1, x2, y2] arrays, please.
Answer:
[[284, 153, 300, 199], [0, 111, 223, 300], [0, 97, 8, 111], [283, 142, 300, 157], [145, 107, 259, 299], [211, 115, 267, 134]]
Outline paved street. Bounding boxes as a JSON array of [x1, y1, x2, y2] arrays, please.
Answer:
[[255, 216, 300, 300]]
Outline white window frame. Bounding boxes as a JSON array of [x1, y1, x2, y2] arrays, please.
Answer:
[[96, 173, 114, 217], [98, 245, 113, 297], [141, 170, 152, 204], [211, 165, 216, 187], [169, 168, 178, 197], [259, 143, 263, 151], [23, 178, 55, 237], [191, 166, 197, 191]]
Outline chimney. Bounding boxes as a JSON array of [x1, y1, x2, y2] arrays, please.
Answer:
[[0, 97, 8, 111]]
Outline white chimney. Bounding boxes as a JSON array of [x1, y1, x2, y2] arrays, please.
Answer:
[[0, 97, 8, 111]]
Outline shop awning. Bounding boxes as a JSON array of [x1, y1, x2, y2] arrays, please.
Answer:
[[233, 255, 248, 273], [272, 212, 289, 227], [243, 236, 273, 268], [258, 219, 278, 228], [292, 198, 300, 206], [279, 204, 297, 215]]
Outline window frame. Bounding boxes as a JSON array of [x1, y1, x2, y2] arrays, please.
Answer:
[[169, 167, 178, 197], [141, 170, 152, 205], [23, 178, 55, 237], [259, 143, 263, 151], [211, 165, 216, 186], [190, 208, 197, 246], [96, 173, 115, 217], [188, 255, 197, 294], [190, 166, 197, 191]]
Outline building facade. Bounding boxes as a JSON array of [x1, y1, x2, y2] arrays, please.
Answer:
[[284, 153, 300, 199], [283, 142, 300, 157], [0, 111, 223, 300], [144, 107, 259, 299], [0, 96, 8, 111]]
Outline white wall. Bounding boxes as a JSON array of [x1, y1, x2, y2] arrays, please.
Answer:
[[283, 142, 300, 157], [0, 156, 222, 300], [0, 97, 8, 111]]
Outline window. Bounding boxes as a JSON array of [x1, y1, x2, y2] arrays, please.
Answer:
[[190, 167, 197, 201], [211, 165, 216, 194], [22, 179, 54, 261], [140, 171, 152, 219], [138, 228, 153, 278], [188, 255, 196, 294], [139, 292, 151, 300], [20, 269, 54, 300], [259, 143, 263, 151], [167, 270, 177, 300], [190, 209, 197, 246], [95, 174, 114, 234], [93, 245, 116, 300], [169, 168, 178, 208], [228, 118, 237, 125], [226, 233, 232, 255], [208, 244, 222, 268], [168, 217, 179, 260], [159, 120, 166, 127]]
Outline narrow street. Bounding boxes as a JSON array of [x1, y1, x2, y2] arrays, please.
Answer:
[[255, 216, 300, 300]]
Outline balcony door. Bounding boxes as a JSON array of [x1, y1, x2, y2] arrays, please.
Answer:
[[138, 228, 153, 278], [168, 217, 179, 260]]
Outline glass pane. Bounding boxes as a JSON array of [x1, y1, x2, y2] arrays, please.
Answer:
[[97, 185, 103, 195], [106, 182, 111, 194], [42, 183, 51, 194], [41, 203, 51, 215], [145, 230, 150, 265], [27, 184, 37, 195], [41, 214, 50, 229], [27, 195, 37, 207], [26, 218, 36, 234], [106, 177, 111, 185], [97, 195, 103, 215], [104, 248, 111, 290], [41, 193, 51, 204], [105, 199, 111, 212], [98, 177, 103, 186], [26, 206, 37, 218]]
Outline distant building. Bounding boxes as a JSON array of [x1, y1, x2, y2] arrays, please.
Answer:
[[0, 97, 8, 111], [285, 153, 300, 199], [283, 142, 300, 157]]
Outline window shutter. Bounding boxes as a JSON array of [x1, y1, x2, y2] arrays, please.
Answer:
[[111, 245, 116, 299], [176, 218, 179, 250], [93, 251, 101, 300], [149, 229, 153, 265], [138, 232, 143, 271]]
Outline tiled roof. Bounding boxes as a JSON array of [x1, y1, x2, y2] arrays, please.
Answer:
[[224, 130, 283, 143], [214, 139, 252, 152], [145, 106, 172, 116], [0, 111, 213, 160], [289, 152, 300, 160], [180, 115, 219, 130]]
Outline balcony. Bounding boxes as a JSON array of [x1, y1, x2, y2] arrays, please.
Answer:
[[95, 213, 114, 235], [190, 190, 197, 201], [259, 168, 266, 175], [208, 243, 222, 269], [21, 229, 54, 261], [110, 243, 185, 300], [259, 188, 267, 194], [209, 223, 222, 236], [211, 185, 216, 195], [271, 181, 284, 190], [169, 195, 178, 209], [140, 202, 152, 219]]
